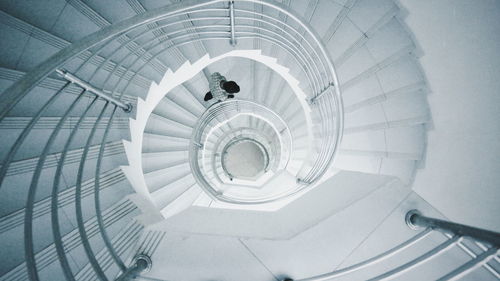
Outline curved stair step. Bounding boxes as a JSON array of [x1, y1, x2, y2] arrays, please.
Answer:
[[340, 125, 425, 158], [142, 133, 189, 153], [143, 162, 191, 193], [153, 97, 198, 128], [334, 154, 417, 184], [142, 151, 189, 174], [344, 91, 429, 131], [144, 113, 192, 139], [159, 184, 202, 219], [151, 173, 196, 210], [165, 86, 205, 117]]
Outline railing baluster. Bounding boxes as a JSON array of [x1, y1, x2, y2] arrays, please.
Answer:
[[442, 232, 500, 278], [229, 1, 236, 46], [296, 229, 432, 281], [0, 81, 71, 190], [115, 254, 152, 281], [309, 83, 335, 105], [25, 92, 86, 281], [94, 105, 128, 273], [406, 210, 500, 247], [51, 95, 99, 281], [56, 69, 133, 112], [367, 236, 461, 281], [74, 102, 111, 281], [436, 247, 499, 281]]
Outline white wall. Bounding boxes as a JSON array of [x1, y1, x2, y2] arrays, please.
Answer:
[[399, 0, 500, 231]]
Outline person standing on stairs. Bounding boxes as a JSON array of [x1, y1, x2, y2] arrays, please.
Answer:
[[204, 72, 240, 102]]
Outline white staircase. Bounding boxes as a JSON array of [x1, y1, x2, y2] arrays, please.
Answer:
[[0, 0, 497, 281]]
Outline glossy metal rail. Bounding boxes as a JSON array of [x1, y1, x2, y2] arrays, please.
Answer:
[[406, 210, 500, 247], [94, 106, 128, 273], [437, 247, 499, 281], [368, 235, 461, 280], [295, 212, 500, 281], [0, 81, 71, 190], [190, 99, 294, 203], [24, 93, 86, 281], [56, 69, 132, 112], [61, 0, 340, 189], [115, 255, 152, 281], [208, 127, 279, 186], [0, 1, 497, 281], [51, 96, 100, 281], [74, 102, 111, 281], [220, 137, 270, 180], [229, 1, 236, 46], [0, 1, 342, 280], [297, 229, 433, 281]]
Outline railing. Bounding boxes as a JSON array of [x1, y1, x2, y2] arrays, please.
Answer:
[[0, 1, 498, 281], [56, 69, 133, 112], [206, 127, 280, 186], [292, 210, 500, 281], [190, 99, 293, 203], [0, 75, 134, 280], [0, 0, 342, 280]]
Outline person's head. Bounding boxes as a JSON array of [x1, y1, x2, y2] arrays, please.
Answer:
[[222, 81, 240, 94]]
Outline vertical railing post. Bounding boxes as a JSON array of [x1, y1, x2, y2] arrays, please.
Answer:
[[309, 83, 335, 105], [56, 69, 133, 112], [115, 254, 152, 281], [406, 210, 500, 247], [229, 1, 237, 46]]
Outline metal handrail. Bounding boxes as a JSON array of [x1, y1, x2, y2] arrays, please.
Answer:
[[368, 235, 461, 281], [220, 137, 270, 180], [208, 127, 279, 185], [56, 69, 132, 112], [0, 81, 71, 190], [111, 31, 317, 103], [437, 247, 499, 280], [74, 102, 111, 281], [0, 1, 343, 280], [72, 10, 325, 99], [0, 1, 497, 281], [57, 2, 339, 189], [24, 92, 86, 281], [229, 1, 236, 46], [190, 100, 294, 203], [93, 106, 128, 273], [78, 1, 339, 202], [51, 95, 100, 281], [406, 210, 500, 247], [297, 229, 433, 281], [295, 211, 500, 281]]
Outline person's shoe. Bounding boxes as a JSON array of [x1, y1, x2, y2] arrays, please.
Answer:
[[204, 92, 213, 101]]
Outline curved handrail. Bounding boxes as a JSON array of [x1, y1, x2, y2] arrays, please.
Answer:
[[74, 102, 111, 281], [0, 0, 218, 118], [190, 99, 295, 203], [0, 1, 343, 280], [367, 235, 461, 281], [61, 1, 340, 190], [297, 229, 433, 281], [0, 81, 71, 189], [220, 137, 271, 180], [51, 95, 99, 281], [208, 126, 279, 186], [94, 105, 128, 273], [24, 93, 86, 281], [0, 1, 496, 281]]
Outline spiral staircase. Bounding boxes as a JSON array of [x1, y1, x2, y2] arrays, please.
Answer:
[[0, 0, 498, 280]]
